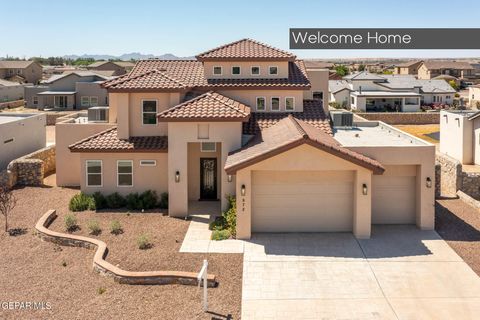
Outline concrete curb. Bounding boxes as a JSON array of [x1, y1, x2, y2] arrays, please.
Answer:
[[35, 210, 216, 287]]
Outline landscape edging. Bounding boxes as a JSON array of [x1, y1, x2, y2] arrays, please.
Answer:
[[35, 210, 216, 287], [457, 190, 480, 210]]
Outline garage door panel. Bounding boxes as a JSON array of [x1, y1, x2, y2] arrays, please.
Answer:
[[252, 170, 353, 232]]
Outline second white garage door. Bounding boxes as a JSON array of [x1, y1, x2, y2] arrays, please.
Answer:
[[251, 170, 354, 232]]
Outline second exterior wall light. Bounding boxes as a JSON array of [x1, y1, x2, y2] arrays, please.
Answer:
[[241, 184, 246, 196], [175, 171, 180, 183], [227, 175, 233, 182], [426, 177, 432, 188], [362, 183, 368, 195]]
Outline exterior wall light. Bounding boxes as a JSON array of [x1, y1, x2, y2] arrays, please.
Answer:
[[426, 177, 432, 188], [362, 183, 368, 195], [241, 184, 246, 196], [227, 175, 233, 182], [175, 171, 180, 183]]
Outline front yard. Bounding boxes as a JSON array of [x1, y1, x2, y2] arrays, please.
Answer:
[[0, 186, 242, 319]]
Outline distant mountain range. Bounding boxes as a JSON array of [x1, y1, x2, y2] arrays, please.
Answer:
[[62, 53, 194, 61]]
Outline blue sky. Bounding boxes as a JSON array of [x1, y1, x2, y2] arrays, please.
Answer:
[[2, 0, 480, 59]]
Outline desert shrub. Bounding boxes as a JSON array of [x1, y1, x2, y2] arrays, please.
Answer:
[[87, 220, 101, 235], [223, 196, 237, 237], [92, 192, 107, 210], [64, 213, 78, 232], [159, 192, 168, 209], [209, 216, 228, 231], [106, 192, 125, 209], [110, 220, 123, 235], [126, 193, 141, 210], [137, 233, 152, 249], [97, 287, 106, 295], [69, 193, 95, 212], [140, 190, 158, 210], [328, 102, 341, 109], [211, 229, 231, 241]]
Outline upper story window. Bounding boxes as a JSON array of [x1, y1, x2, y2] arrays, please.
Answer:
[[232, 66, 241, 75], [213, 66, 222, 75], [142, 100, 157, 125], [90, 96, 98, 107], [33, 96, 38, 105], [285, 97, 295, 111], [256, 97, 266, 111], [271, 97, 280, 111], [81, 96, 90, 107], [86, 160, 102, 187], [269, 66, 278, 75], [117, 160, 133, 187], [251, 66, 260, 75]]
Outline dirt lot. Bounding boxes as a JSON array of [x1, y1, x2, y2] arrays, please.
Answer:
[[395, 124, 440, 145], [436, 198, 480, 276], [0, 186, 242, 320]]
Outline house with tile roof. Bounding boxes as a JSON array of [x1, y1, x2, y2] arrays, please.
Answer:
[[329, 72, 456, 112], [417, 60, 475, 80], [393, 60, 423, 75], [56, 39, 435, 239]]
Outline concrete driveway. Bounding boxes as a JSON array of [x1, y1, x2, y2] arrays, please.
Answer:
[[242, 226, 480, 320]]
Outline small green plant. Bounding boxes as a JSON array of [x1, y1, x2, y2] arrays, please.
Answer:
[[92, 192, 107, 210], [97, 287, 106, 295], [159, 192, 168, 209], [223, 195, 237, 237], [110, 220, 123, 235], [140, 190, 158, 210], [64, 213, 78, 232], [211, 229, 231, 241], [137, 233, 152, 250], [106, 192, 125, 209], [87, 219, 101, 235], [69, 193, 95, 212]]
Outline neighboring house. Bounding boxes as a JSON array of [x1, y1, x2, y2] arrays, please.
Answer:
[[56, 38, 435, 239], [0, 60, 43, 84], [303, 60, 334, 70], [417, 61, 475, 80], [329, 72, 456, 112], [440, 110, 480, 165], [469, 85, 480, 109], [0, 113, 46, 169], [87, 61, 135, 76], [24, 71, 113, 109], [0, 79, 27, 102], [393, 60, 423, 75]]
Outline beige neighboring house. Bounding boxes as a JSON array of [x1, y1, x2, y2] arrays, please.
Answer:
[[393, 60, 423, 75], [440, 110, 480, 165], [417, 61, 475, 80], [0, 60, 43, 84], [469, 85, 480, 109], [0, 79, 27, 102], [86, 61, 135, 76], [55, 38, 435, 239]]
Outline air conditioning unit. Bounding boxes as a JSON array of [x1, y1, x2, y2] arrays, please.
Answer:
[[88, 107, 109, 123], [330, 110, 354, 128]]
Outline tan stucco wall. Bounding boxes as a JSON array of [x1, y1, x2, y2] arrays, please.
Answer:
[[167, 122, 242, 217], [187, 142, 221, 200], [217, 89, 304, 112], [304, 69, 329, 114], [439, 111, 473, 164], [203, 61, 288, 79], [330, 90, 350, 107], [235, 144, 373, 240], [417, 64, 432, 79], [474, 118, 480, 165], [79, 152, 168, 196], [469, 87, 480, 108], [56, 120, 115, 186]]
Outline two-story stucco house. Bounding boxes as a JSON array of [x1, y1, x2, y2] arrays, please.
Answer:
[[56, 39, 435, 239]]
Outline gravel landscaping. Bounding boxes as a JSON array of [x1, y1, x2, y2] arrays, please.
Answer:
[[0, 185, 242, 319], [436, 198, 480, 276]]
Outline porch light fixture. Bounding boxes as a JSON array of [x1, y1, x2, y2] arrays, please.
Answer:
[[362, 183, 368, 195], [175, 171, 180, 183], [227, 175, 233, 182], [241, 184, 246, 196], [426, 177, 432, 188]]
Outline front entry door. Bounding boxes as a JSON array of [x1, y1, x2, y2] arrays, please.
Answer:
[[200, 158, 217, 200]]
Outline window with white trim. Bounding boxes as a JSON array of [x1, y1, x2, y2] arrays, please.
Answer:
[[142, 100, 157, 125], [90, 96, 98, 106], [81, 96, 90, 107], [285, 97, 295, 111], [251, 66, 260, 75], [140, 160, 156, 166], [269, 66, 278, 75], [201, 142, 216, 152], [86, 160, 102, 187], [33, 96, 38, 105], [213, 66, 222, 75], [232, 66, 241, 75], [117, 160, 133, 186], [256, 97, 266, 111], [271, 97, 280, 111]]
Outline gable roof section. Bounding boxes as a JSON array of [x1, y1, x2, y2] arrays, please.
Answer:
[[421, 60, 473, 70], [329, 80, 352, 93], [69, 127, 168, 153], [196, 38, 296, 61], [0, 60, 36, 69], [103, 69, 188, 91], [43, 71, 111, 84], [157, 91, 251, 122], [225, 115, 384, 174], [395, 60, 423, 68], [343, 71, 386, 81], [88, 61, 136, 68]]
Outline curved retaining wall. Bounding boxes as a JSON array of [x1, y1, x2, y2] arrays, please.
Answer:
[[35, 210, 216, 287]]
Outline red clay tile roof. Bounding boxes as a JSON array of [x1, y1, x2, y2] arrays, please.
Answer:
[[225, 115, 385, 175], [196, 38, 296, 61], [243, 99, 332, 136], [102, 60, 310, 91], [158, 91, 250, 122], [69, 127, 168, 153]]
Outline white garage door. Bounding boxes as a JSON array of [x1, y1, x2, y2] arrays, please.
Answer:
[[252, 170, 354, 232], [372, 165, 416, 224]]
